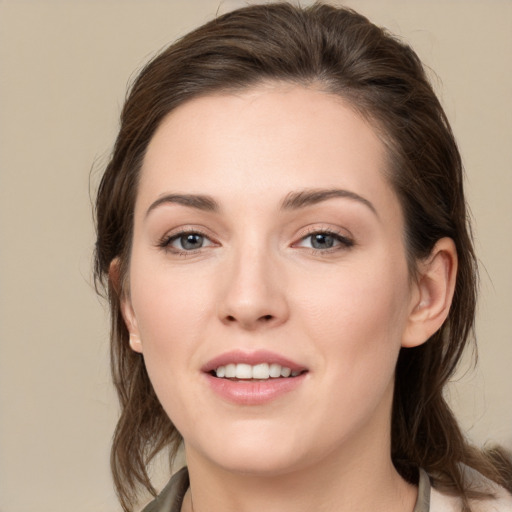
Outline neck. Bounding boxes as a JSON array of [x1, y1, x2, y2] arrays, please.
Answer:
[[182, 422, 417, 512]]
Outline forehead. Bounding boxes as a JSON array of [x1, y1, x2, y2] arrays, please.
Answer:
[[137, 84, 397, 218]]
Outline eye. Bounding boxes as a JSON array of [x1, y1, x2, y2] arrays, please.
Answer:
[[296, 231, 353, 251], [160, 231, 215, 253]]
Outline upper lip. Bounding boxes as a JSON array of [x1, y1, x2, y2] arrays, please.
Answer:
[[202, 349, 307, 373]]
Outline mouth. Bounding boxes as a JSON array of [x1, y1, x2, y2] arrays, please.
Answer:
[[202, 350, 308, 404], [211, 363, 305, 380]]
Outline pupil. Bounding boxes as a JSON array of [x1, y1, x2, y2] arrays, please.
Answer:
[[313, 233, 334, 249], [182, 234, 203, 250]]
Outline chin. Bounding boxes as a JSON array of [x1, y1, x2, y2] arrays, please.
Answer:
[[207, 447, 309, 477], [185, 419, 324, 477]]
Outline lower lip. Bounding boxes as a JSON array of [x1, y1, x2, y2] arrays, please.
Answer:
[[204, 373, 306, 405]]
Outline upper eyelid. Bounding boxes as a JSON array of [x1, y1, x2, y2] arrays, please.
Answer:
[[157, 227, 215, 249], [160, 225, 213, 239], [296, 225, 353, 240], [297, 232, 353, 244], [156, 224, 354, 247], [293, 226, 355, 248], [168, 230, 211, 242]]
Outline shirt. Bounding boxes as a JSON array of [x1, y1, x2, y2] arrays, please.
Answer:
[[141, 466, 512, 512]]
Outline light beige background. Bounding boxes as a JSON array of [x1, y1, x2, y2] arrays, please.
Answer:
[[0, 1, 510, 511]]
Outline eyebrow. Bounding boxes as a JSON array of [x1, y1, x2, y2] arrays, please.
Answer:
[[145, 188, 377, 218], [281, 188, 378, 216], [145, 193, 219, 218]]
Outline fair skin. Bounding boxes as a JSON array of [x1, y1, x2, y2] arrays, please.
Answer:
[[117, 84, 457, 512]]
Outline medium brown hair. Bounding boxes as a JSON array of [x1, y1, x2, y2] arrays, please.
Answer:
[[94, 3, 511, 510]]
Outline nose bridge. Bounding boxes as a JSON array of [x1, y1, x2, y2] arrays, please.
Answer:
[[219, 233, 288, 329]]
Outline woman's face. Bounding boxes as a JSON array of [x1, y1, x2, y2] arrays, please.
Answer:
[[122, 85, 420, 476]]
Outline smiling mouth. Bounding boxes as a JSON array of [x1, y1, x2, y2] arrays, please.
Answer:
[[211, 363, 306, 380]]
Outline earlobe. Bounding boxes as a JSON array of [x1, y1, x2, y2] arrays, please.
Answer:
[[121, 296, 144, 354], [128, 332, 143, 353], [402, 237, 458, 348], [109, 258, 143, 354]]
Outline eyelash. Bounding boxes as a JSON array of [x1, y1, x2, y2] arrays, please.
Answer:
[[294, 228, 354, 254], [158, 229, 214, 256], [157, 228, 354, 256]]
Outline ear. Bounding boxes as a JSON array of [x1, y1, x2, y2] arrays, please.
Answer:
[[402, 237, 458, 348], [109, 258, 143, 354]]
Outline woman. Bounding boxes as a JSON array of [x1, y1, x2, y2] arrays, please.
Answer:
[[94, 3, 512, 512]]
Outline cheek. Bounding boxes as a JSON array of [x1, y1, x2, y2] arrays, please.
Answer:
[[128, 268, 206, 426], [295, 258, 411, 390], [298, 259, 410, 338], [130, 257, 212, 341], [127, 258, 214, 406]]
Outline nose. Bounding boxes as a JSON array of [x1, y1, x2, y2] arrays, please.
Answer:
[[218, 245, 289, 330]]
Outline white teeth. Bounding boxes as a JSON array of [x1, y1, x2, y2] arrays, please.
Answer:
[[280, 366, 291, 378], [252, 363, 270, 379], [236, 363, 253, 379], [225, 364, 236, 378], [269, 363, 281, 378], [214, 363, 301, 379]]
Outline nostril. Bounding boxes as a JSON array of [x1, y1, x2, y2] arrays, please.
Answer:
[[223, 313, 276, 325]]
